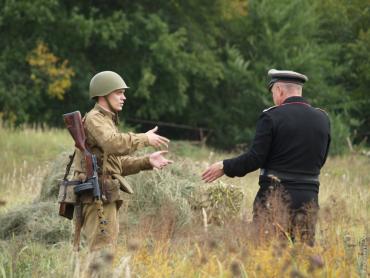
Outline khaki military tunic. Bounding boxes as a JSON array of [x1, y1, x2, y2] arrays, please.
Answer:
[[73, 103, 152, 251]]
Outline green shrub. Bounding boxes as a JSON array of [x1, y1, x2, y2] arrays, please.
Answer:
[[329, 113, 351, 155]]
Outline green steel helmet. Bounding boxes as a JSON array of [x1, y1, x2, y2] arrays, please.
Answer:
[[89, 71, 129, 99]]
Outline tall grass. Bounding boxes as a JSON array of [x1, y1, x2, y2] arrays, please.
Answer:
[[119, 154, 369, 277], [0, 128, 369, 277], [0, 126, 72, 210]]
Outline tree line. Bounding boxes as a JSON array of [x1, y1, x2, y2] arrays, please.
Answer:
[[0, 0, 369, 153]]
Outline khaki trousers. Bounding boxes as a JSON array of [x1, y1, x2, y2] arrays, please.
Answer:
[[82, 202, 119, 252]]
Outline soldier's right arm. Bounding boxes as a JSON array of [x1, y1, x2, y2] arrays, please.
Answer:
[[85, 113, 149, 155]]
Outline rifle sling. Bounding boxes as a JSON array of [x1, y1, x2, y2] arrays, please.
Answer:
[[63, 151, 76, 181]]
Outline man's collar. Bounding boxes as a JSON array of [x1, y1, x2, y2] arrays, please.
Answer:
[[283, 96, 308, 104], [94, 103, 116, 120]]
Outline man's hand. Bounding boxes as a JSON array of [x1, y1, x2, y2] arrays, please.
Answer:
[[146, 126, 170, 148], [149, 150, 174, 169], [201, 161, 224, 183]]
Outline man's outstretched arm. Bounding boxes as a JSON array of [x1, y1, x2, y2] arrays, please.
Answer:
[[202, 113, 273, 182]]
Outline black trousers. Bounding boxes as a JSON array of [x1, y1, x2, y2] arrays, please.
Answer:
[[253, 185, 319, 246]]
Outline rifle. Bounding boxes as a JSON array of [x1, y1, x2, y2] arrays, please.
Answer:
[[62, 111, 107, 250]]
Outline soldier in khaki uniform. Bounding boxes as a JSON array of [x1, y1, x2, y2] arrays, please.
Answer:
[[73, 71, 172, 255]]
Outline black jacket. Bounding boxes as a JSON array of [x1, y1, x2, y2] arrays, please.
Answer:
[[223, 96, 331, 191]]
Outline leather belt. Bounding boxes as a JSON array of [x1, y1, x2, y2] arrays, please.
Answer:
[[260, 169, 319, 183]]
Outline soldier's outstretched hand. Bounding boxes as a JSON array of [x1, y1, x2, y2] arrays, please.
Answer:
[[146, 126, 170, 148], [149, 150, 174, 170], [201, 161, 224, 183]]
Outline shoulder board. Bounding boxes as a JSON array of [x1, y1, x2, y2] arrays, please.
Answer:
[[87, 108, 103, 118], [316, 108, 329, 116], [84, 109, 101, 123], [263, 105, 278, 112]]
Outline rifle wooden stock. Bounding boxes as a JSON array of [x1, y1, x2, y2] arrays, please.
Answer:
[[63, 111, 95, 179], [84, 153, 94, 178], [63, 111, 87, 153]]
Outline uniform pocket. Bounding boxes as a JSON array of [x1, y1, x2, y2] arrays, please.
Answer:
[[112, 174, 134, 194], [103, 178, 121, 203]]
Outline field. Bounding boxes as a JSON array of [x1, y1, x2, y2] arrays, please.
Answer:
[[0, 127, 369, 277]]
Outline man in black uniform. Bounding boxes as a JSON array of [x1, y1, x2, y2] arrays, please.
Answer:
[[202, 69, 331, 245]]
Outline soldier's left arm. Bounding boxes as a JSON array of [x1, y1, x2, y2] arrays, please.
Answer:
[[118, 150, 173, 176], [119, 156, 153, 176]]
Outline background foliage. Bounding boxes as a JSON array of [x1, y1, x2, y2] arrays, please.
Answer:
[[0, 0, 369, 152]]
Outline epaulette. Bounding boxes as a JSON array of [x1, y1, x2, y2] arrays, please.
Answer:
[[88, 109, 103, 117], [84, 110, 100, 124], [316, 108, 329, 116], [263, 105, 278, 112]]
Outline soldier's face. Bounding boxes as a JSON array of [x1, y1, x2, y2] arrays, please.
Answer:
[[107, 89, 126, 111]]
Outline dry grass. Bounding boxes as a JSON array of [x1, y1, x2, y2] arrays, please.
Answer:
[[112, 155, 369, 278], [0, 126, 71, 211], [0, 128, 369, 277]]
